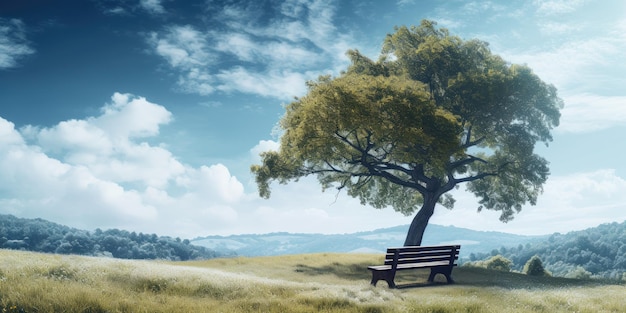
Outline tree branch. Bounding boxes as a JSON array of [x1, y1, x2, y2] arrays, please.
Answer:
[[461, 125, 486, 149], [333, 130, 429, 193], [447, 154, 488, 171]]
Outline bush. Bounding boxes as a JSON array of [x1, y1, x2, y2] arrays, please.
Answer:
[[463, 254, 513, 272], [564, 266, 591, 280], [523, 255, 550, 276], [485, 255, 513, 272]]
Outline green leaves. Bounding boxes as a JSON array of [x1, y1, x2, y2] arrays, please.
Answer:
[[251, 19, 562, 223]]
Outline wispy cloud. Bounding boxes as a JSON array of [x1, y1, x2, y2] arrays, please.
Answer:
[[147, 0, 354, 100], [0, 18, 34, 69], [533, 0, 587, 16], [96, 0, 165, 16], [536, 21, 582, 35], [139, 0, 165, 14], [215, 67, 308, 99], [558, 93, 626, 133], [149, 25, 212, 68], [502, 22, 626, 133], [396, 0, 415, 7]]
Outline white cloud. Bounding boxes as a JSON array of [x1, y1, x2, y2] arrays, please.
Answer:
[[503, 36, 621, 93], [140, 0, 165, 14], [0, 93, 247, 237], [397, 0, 416, 7], [0, 121, 161, 227], [461, 1, 507, 15], [216, 67, 309, 99], [533, 0, 587, 16], [96, 92, 172, 138], [558, 93, 626, 133], [29, 93, 179, 188], [35, 119, 113, 157], [499, 17, 626, 133], [236, 176, 411, 236], [214, 32, 258, 62], [186, 164, 244, 204], [250, 140, 280, 164], [149, 25, 212, 69], [537, 21, 582, 35], [0, 18, 34, 69], [104, 7, 128, 16], [432, 169, 626, 235], [0, 118, 25, 146], [147, 0, 354, 100], [213, 32, 321, 68]]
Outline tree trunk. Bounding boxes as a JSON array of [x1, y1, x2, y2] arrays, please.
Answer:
[[403, 193, 438, 246]]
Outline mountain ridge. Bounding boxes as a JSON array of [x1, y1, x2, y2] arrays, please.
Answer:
[[191, 223, 547, 259]]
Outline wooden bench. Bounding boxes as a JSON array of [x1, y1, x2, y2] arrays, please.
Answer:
[[367, 245, 460, 288]]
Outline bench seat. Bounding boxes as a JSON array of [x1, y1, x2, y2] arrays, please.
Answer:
[[368, 245, 460, 288]]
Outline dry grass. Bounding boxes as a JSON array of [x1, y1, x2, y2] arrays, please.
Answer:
[[1, 249, 625, 312]]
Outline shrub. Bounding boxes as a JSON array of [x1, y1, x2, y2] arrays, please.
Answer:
[[523, 255, 550, 276], [485, 255, 513, 272], [564, 266, 591, 280], [463, 254, 513, 272]]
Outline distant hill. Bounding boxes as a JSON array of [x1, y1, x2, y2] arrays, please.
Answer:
[[191, 224, 546, 260], [0, 214, 220, 260], [7, 212, 625, 279], [470, 220, 626, 279]]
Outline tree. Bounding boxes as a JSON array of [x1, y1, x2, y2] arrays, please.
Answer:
[[524, 255, 550, 276], [251, 20, 562, 246]]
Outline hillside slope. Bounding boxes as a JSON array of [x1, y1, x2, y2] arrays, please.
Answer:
[[472, 220, 626, 279], [1, 249, 625, 313]]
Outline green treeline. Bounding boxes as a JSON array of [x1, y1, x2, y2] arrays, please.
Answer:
[[0, 214, 223, 260], [470, 221, 626, 279]]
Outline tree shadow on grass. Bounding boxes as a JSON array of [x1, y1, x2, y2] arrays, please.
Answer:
[[293, 262, 372, 281], [454, 267, 621, 290], [293, 262, 622, 290], [293, 261, 453, 287]]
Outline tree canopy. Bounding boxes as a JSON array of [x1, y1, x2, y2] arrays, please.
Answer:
[[251, 20, 563, 246]]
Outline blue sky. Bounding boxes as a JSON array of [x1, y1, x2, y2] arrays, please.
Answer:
[[1, 0, 625, 239]]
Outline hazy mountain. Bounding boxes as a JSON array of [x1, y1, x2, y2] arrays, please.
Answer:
[[191, 224, 546, 260]]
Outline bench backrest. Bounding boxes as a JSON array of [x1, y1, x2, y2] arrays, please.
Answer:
[[384, 245, 460, 267]]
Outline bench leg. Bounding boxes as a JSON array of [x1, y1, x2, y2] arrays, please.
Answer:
[[428, 266, 454, 284], [370, 272, 381, 286], [370, 271, 397, 288]]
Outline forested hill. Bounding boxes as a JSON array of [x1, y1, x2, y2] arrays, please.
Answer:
[[0, 214, 222, 260], [5, 212, 626, 279], [471, 221, 626, 279]]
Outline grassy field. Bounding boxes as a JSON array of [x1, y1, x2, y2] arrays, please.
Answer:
[[1, 249, 625, 312]]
